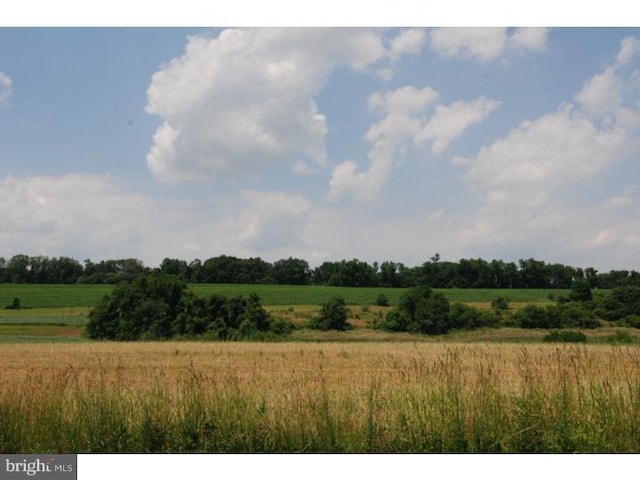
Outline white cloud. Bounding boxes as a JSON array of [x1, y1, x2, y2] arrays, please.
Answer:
[[575, 36, 640, 122], [330, 84, 499, 201], [429, 27, 549, 62], [616, 36, 640, 66], [574, 66, 623, 119], [607, 185, 638, 208], [368, 85, 439, 114], [0, 72, 12, 104], [421, 96, 501, 154], [145, 28, 390, 182], [235, 191, 312, 253], [0, 174, 154, 261], [0, 174, 321, 266], [145, 28, 435, 183], [510, 27, 550, 52], [587, 229, 618, 248], [389, 28, 427, 61], [455, 36, 640, 270], [464, 105, 627, 191]]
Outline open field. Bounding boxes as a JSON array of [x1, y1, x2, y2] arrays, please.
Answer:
[[0, 283, 582, 308], [1, 341, 639, 452], [0, 284, 574, 343]]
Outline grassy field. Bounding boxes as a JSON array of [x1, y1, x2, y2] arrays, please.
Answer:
[[1, 341, 639, 452], [1, 283, 637, 453], [0, 283, 615, 344], [0, 283, 579, 308]]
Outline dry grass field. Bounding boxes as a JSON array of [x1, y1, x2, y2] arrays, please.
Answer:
[[1, 341, 639, 452]]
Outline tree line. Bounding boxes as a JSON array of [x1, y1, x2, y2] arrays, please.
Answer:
[[1, 253, 639, 289]]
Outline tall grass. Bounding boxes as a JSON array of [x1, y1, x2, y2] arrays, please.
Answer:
[[0, 343, 638, 452]]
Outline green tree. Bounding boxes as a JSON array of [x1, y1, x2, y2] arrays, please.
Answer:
[[378, 286, 451, 334], [309, 297, 350, 331], [601, 285, 640, 321], [569, 279, 593, 303], [272, 257, 311, 285]]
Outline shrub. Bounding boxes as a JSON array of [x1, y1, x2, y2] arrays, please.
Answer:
[[374, 294, 389, 307], [569, 279, 593, 302], [624, 314, 640, 329], [87, 274, 292, 341], [4, 297, 22, 310], [515, 303, 599, 329], [546, 302, 600, 329], [606, 330, 637, 345], [542, 330, 587, 343], [601, 285, 640, 321], [377, 287, 451, 334], [308, 297, 350, 331], [514, 305, 552, 329], [491, 296, 510, 315]]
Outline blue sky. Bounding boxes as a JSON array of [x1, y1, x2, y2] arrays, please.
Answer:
[[1, 24, 640, 271]]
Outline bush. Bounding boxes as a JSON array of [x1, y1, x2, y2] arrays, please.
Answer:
[[491, 296, 510, 315], [377, 286, 451, 335], [514, 305, 552, 329], [606, 330, 637, 345], [4, 297, 22, 310], [87, 274, 292, 341], [308, 297, 350, 331], [569, 279, 593, 302], [547, 303, 600, 329], [624, 314, 640, 329], [374, 294, 389, 307], [515, 303, 599, 329], [542, 330, 587, 343], [449, 302, 499, 330], [601, 285, 640, 321]]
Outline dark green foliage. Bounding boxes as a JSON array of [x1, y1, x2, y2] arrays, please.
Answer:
[[514, 305, 552, 329], [624, 315, 640, 329], [491, 296, 510, 316], [515, 302, 599, 329], [376, 286, 452, 334], [2, 251, 639, 290], [606, 330, 637, 345], [569, 279, 593, 302], [4, 297, 22, 310], [271, 257, 311, 285], [542, 330, 587, 343], [449, 302, 499, 330], [600, 285, 640, 321], [309, 297, 350, 331], [374, 294, 389, 307], [547, 302, 600, 329], [87, 274, 292, 341]]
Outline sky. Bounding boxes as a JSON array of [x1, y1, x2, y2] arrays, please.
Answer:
[[1, 20, 640, 271]]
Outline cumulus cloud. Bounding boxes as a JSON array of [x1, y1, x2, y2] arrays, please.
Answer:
[[0, 174, 154, 260], [329, 85, 499, 201], [464, 105, 627, 190], [574, 67, 623, 119], [510, 27, 550, 52], [421, 97, 501, 154], [145, 28, 429, 182], [616, 36, 640, 66], [235, 191, 312, 253], [456, 36, 640, 269], [0, 72, 12, 104], [429, 27, 549, 62], [388, 28, 427, 61], [575, 36, 640, 122]]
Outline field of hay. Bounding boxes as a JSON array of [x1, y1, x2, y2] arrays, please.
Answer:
[[1, 341, 639, 452]]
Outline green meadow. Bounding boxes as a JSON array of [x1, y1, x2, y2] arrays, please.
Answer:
[[0, 283, 577, 308]]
